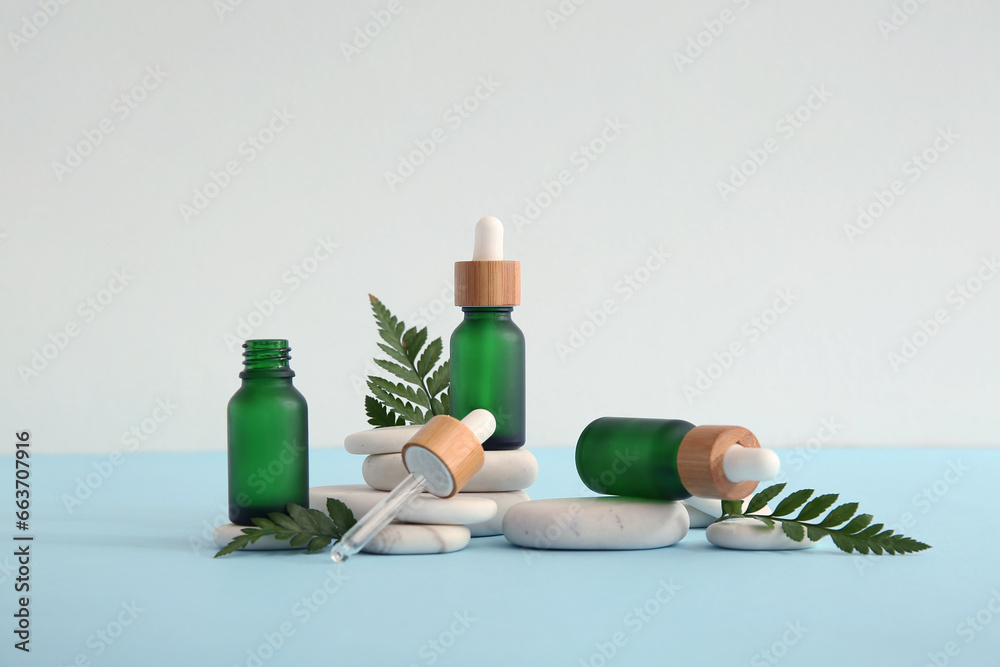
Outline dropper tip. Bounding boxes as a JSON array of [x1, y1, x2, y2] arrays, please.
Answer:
[[461, 409, 496, 444], [472, 216, 504, 261], [723, 445, 781, 483]]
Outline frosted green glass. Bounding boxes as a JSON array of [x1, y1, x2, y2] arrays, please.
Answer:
[[227, 339, 308, 525], [575, 417, 696, 500], [450, 307, 525, 450]]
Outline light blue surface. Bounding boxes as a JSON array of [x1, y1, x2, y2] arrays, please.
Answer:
[[9, 447, 999, 667]]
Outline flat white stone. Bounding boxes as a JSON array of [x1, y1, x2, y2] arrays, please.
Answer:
[[706, 518, 821, 551], [309, 484, 496, 526], [213, 523, 304, 551], [683, 496, 772, 528], [462, 490, 530, 537], [363, 449, 538, 493], [502, 497, 689, 550], [344, 425, 423, 455], [681, 502, 718, 529], [361, 523, 470, 555]]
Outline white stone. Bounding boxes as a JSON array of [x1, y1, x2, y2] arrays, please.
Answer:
[[502, 497, 689, 550], [681, 502, 717, 529], [363, 449, 538, 493], [361, 523, 470, 555], [462, 490, 530, 537], [213, 523, 303, 551], [683, 496, 772, 528], [309, 484, 496, 526], [706, 518, 821, 551], [344, 424, 423, 455]]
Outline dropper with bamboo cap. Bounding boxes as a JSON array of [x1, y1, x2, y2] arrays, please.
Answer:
[[330, 409, 495, 562], [450, 216, 527, 450], [454, 216, 520, 307]]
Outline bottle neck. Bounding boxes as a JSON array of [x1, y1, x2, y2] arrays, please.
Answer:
[[461, 306, 513, 321], [240, 376, 293, 385], [240, 339, 295, 379]]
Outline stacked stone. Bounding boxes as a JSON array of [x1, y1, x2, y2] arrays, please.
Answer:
[[307, 424, 537, 555]]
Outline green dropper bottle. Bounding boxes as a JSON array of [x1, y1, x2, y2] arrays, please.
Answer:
[[227, 339, 308, 525], [576, 417, 780, 500], [450, 216, 525, 450]]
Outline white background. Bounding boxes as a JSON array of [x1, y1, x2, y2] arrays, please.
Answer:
[[2, 0, 998, 454]]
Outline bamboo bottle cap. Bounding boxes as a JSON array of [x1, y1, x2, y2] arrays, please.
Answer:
[[401, 411, 494, 498], [676, 425, 764, 500], [455, 216, 520, 307]]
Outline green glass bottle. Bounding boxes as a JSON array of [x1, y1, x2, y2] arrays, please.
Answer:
[[451, 216, 525, 450], [576, 417, 695, 500], [450, 306, 525, 450], [227, 339, 308, 525], [576, 417, 777, 500]]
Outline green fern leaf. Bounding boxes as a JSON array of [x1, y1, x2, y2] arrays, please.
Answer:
[[267, 512, 301, 532], [376, 342, 411, 367], [289, 533, 313, 548], [326, 498, 357, 535], [368, 376, 430, 409], [365, 395, 405, 427], [720, 500, 743, 517], [306, 536, 333, 553], [745, 483, 785, 514], [367, 384, 425, 425], [213, 534, 251, 558], [215, 502, 357, 558], [771, 489, 814, 517], [729, 487, 931, 557], [427, 361, 450, 397], [820, 502, 859, 528], [794, 493, 839, 522], [373, 358, 421, 385], [364, 296, 451, 425], [417, 338, 442, 376], [402, 327, 427, 363], [840, 513, 873, 535], [780, 520, 805, 542]]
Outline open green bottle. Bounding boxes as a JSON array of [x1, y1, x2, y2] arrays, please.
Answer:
[[450, 217, 525, 450], [227, 339, 308, 525]]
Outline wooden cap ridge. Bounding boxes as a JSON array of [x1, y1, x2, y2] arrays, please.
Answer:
[[455, 260, 520, 307], [676, 425, 761, 500], [402, 415, 486, 498]]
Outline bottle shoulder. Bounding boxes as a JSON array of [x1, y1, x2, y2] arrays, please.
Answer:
[[453, 314, 524, 334], [229, 381, 307, 407]]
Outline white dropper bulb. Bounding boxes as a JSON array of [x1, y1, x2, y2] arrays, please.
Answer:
[[472, 216, 504, 260], [462, 408, 496, 444], [722, 445, 781, 483]]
